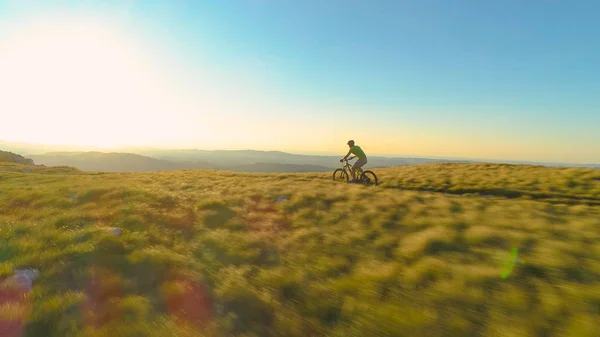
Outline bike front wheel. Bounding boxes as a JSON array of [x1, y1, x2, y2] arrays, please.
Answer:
[[333, 169, 349, 182], [360, 170, 378, 186]]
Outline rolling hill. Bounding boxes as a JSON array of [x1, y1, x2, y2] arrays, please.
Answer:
[[3, 140, 598, 170], [29, 152, 214, 172], [232, 162, 331, 173], [131, 148, 470, 169], [28, 152, 335, 173], [27, 149, 471, 173], [0, 150, 35, 166], [1, 160, 599, 336]]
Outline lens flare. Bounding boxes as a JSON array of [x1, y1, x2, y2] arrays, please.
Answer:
[[501, 247, 525, 279]]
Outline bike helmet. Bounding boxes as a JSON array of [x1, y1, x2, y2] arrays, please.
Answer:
[[347, 140, 355, 146]]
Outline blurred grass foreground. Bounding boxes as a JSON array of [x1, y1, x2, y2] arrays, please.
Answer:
[[1, 161, 600, 337]]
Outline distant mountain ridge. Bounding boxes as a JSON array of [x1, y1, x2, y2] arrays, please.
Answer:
[[28, 150, 470, 173], [132, 148, 469, 169], [233, 162, 331, 173], [29, 152, 213, 172], [27, 151, 336, 173], [2, 140, 598, 171]]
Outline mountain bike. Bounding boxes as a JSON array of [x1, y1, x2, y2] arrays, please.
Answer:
[[333, 158, 378, 186]]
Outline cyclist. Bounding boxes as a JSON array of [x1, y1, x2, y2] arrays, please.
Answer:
[[340, 140, 368, 183]]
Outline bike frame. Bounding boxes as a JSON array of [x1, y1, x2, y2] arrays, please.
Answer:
[[342, 158, 363, 179], [334, 158, 377, 186]]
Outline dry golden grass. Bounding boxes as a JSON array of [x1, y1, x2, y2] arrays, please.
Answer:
[[0, 162, 599, 336]]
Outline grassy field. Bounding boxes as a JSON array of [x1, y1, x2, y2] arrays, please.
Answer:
[[1, 162, 599, 337]]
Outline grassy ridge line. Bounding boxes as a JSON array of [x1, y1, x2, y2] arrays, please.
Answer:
[[381, 186, 600, 206], [375, 162, 600, 203], [273, 162, 600, 204], [1, 163, 600, 336], [2, 161, 599, 198], [0, 162, 82, 174]]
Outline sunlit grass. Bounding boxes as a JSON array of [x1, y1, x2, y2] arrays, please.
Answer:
[[0, 162, 599, 336], [380, 162, 600, 204]]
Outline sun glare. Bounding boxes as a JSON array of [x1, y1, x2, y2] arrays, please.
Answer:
[[0, 15, 198, 148]]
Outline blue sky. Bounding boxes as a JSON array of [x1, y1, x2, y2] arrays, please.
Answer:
[[1, 0, 599, 163]]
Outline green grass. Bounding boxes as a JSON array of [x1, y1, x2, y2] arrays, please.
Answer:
[[380, 162, 600, 204], [1, 162, 599, 337]]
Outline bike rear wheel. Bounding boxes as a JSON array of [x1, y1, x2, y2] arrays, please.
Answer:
[[360, 170, 378, 186], [333, 169, 349, 182]]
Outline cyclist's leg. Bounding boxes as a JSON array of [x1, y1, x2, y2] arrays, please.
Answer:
[[350, 167, 357, 181], [355, 158, 367, 172], [352, 160, 365, 181], [350, 163, 358, 181], [354, 158, 367, 180]]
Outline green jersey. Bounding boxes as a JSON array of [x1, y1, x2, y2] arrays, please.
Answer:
[[350, 145, 366, 159]]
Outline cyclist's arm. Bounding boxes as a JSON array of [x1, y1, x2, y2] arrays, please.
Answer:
[[341, 149, 352, 161]]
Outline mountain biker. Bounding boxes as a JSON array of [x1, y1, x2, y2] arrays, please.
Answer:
[[340, 140, 367, 183]]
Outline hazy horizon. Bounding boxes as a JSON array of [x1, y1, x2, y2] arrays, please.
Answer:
[[1, 1, 599, 163], [2, 139, 599, 166]]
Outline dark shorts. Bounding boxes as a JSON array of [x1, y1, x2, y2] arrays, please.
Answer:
[[352, 157, 367, 170]]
